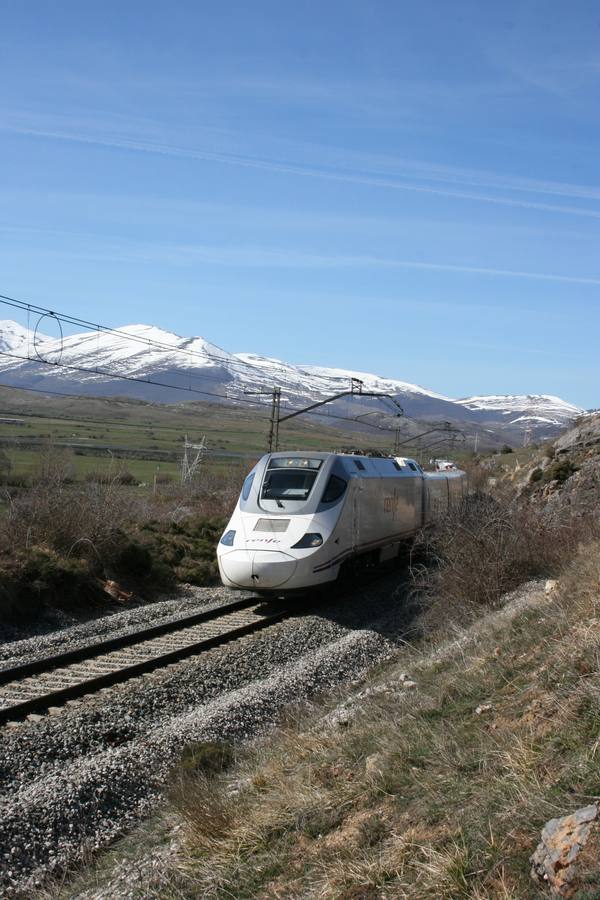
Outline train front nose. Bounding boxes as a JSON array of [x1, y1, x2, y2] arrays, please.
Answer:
[[219, 550, 297, 589]]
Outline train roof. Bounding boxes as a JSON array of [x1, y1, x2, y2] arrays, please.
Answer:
[[265, 451, 423, 474]]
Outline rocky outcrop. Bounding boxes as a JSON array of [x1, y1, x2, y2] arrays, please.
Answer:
[[555, 412, 600, 455], [530, 803, 599, 896]]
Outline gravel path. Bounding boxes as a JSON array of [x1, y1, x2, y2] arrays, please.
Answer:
[[0, 573, 412, 896], [0, 584, 247, 671]]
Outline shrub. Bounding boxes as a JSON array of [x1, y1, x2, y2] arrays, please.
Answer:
[[110, 536, 153, 577], [115, 469, 137, 485], [530, 467, 544, 483], [0, 548, 103, 621], [500, 444, 513, 454], [413, 492, 591, 616], [175, 556, 219, 585], [544, 457, 578, 484]]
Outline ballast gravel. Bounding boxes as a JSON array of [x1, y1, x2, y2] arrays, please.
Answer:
[[0, 576, 411, 895], [0, 584, 245, 670]]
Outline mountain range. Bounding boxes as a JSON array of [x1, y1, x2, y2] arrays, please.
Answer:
[[0, 319, 583, 447]]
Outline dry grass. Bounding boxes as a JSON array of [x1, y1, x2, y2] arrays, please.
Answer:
[[156, 542, 600, 898], [0, 445, 238, 618], [411, 490, 594, 621]]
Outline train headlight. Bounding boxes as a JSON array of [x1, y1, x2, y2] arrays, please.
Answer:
[[292, 533, 323, 549], [220, 530, 236, 546]]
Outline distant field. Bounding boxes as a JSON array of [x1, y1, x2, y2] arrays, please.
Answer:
[[0, 386, 426, 484]]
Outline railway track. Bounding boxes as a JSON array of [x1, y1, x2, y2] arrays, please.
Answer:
[[0, 596, 294, 725]]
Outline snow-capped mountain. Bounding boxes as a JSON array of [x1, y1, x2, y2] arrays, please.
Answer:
[[457, 394, 581, 429], [0, 319, 52, 354], [0, 320, 583, 443]]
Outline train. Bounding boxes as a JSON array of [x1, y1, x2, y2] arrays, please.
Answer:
[[217, 451, 467, 595]]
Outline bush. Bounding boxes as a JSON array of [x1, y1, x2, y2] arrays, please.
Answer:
[[111, 536, 153, 577], [0, 548, 104, 621], [544, 457, 578, 484], [500, 444, 513, 454], [530, 467, 544, 483], [175, 556, 219, 585], [413, 492, 591, 616], [137, 516, 225, 586]]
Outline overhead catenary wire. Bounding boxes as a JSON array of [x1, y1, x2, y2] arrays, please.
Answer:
[[0, 349, 400, 432], [0, 381, 394, 436], [0, 348, 273, 408], [0, 293, 423, 420], [0, 293, 462, 443], [0, 291, 359, 395], [0, 293, 275, 384]]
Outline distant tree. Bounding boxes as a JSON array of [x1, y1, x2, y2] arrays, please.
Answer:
[[500, 444, 514, 454]]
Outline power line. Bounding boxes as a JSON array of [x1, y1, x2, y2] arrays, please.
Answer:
[[0, 378, 272, 423], [0, 293, 276, 385], [0, 350, 402, 434], [0, 294, 462, 444], [0, 380, 386, 437], [0, 348, 276, 408], [0, 293, 426, 417]]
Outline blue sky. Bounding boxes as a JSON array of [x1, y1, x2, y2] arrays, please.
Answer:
[[1, 1, 599, 407]]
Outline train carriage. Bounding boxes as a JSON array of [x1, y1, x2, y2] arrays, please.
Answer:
[[217, 451, 466, 594]]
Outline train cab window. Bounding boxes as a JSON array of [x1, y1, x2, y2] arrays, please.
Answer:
[[354, 459, 365, 471], [261, 457, 323, 506], [408, 462, 418, 472], [321, 474, 347, 504], [392, 460, 402, 471], [241, 472, 255, 501], [261, 469, 318, 503]]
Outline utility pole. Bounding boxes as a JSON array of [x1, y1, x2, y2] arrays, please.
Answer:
[[247, 380, 403, 453], [245, 388, 282, 452], [268, 388, 281, 452]]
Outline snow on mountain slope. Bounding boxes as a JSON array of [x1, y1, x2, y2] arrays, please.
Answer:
[[0, 322, 241, 384], [296, 364, 450, 400], [0, 320, 52, 354], [457, 394, 582, 427], [0, 320, 584, 437]]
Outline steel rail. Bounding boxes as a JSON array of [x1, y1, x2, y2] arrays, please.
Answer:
[[0, 597, 293, 725], [0, 596, 262, 686]]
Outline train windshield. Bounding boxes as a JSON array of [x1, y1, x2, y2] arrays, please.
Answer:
[[261, 457, 322, 506]]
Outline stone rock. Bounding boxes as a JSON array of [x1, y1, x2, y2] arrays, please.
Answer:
[[475, 703, 493, 715], [530, 803, 598, 897], [328, 706, 353, 729], [401, 680, 417, 689], [545, 579, 559, 595], [554, 412, 600, 455]]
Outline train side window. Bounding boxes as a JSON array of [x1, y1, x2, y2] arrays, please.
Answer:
[[321, 474, 347, 504], [408, 462, 417, 471], [392, 460, 402, 470], [354, 459, 365, 471], [241, 472, 255, 501]]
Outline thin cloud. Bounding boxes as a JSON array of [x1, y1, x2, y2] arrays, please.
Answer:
[[4, 118, 600, 222], [3, 223, 598, 285]]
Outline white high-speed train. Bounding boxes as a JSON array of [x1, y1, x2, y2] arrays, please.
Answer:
[[217, 451, 467, 595]]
